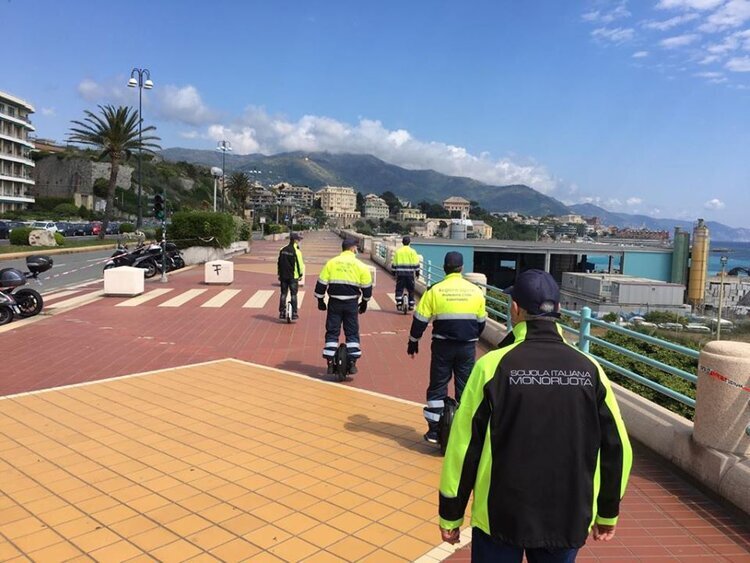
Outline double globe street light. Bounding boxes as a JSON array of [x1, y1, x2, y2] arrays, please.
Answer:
[[128, 68, 153, 229]]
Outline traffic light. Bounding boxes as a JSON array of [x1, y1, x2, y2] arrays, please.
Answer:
[[153, 193, 165, 220]]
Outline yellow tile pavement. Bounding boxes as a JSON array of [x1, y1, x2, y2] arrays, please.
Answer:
[[0, 359, 461, 561]]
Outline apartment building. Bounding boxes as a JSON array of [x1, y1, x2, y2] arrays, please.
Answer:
[[396, 208, 427, 222], [442, 196, 470, 219], [274, 182, 314, 208], [0, 90, 35, 212], [363, 194, 390, 219]]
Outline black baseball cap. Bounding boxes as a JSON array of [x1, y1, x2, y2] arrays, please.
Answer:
[[402, 236, 411, 245], [443, 251, 464, 269], [342, 237, 359, 250], [290, 232, 303, 241], [505, 269, 560, 317]]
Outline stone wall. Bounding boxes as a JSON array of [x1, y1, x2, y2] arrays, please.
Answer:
[[33, 156, 134, 199]]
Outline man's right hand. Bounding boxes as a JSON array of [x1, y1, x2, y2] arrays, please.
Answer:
[[592, 523, 616, 541], [317, 298, 327, 311], [407, 340, 419, 356]]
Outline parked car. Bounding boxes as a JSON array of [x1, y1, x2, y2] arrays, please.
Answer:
[[0, 221, 9, 239], [55, 222, 78, 237], [657, 322, 684, 331], [91, 221, 102, 235], [685, 323, 711, 333], [31, 221, 59, 233], [74, 222, 93, 236], [105, 222, 120, 235]]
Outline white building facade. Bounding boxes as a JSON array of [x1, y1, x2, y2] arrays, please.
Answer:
[[0, 90, 35, 212]]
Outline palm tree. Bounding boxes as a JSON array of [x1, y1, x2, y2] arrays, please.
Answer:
[[68, 105, 160, 238], [226, 172, 250, 216]]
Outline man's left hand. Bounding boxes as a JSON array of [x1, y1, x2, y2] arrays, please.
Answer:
[[358, 301, 367, 314], [440, 526, 460, 544], [592, 523, 616, 541], [407, 340, 419, 356]]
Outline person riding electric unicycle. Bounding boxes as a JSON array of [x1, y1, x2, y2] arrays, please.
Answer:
[[407, 251, 486, 446], [277, 232, 305, 321], [315, 238, 373, 378], [392, 236, 420, 313]]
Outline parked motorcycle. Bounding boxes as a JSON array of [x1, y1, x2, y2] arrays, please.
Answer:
[[0, 255, 53, 326], [103, 241, 185, 278]]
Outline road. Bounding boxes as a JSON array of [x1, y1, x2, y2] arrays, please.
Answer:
[[0, 248, 113, 293]]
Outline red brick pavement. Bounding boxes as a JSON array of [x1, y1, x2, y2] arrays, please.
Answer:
[[1, 231, 748, 561]]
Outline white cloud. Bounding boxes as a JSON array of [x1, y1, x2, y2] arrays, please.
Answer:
[[657, 0, 723, 10], [591, 27, 636, 43], [583, 2, 631, 23], [626, 197, 643, 205], [155, 85, 218, 126], [726, 55, 750, 70], [180, 130, 200, 139], [76, 77, 130, 104], [632, 50, 650, 57], [699, 0, 750, 32], [694, 70, 725, 77], [704, 198, 726, 209], [196, 107, 560, 193], [41, 107, 55, 116], [643, 13, 700, 30], [660, 33, 701, 47], [699, 54, 721, 63]]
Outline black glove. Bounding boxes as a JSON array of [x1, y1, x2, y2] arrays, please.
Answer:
[[407, 340, 419, 356], [358, 300, 368, 314], [317, 298, 327, 311]]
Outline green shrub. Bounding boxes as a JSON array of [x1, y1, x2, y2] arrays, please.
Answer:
[[166, 211, 234, 248], [78, 205, 90, 219], [265, 223, 287, 235], [120, 223, 135, 233], [33, 197, 73, 212], [53, 203, 80, 218], [603, 312, 618, 323], [232, 215, 252, 242], [54, 232, 65, 246], [9, 227, 32, 245]]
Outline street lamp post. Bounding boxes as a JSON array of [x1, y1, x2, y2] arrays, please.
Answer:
[[717, 255, 728, 340], [127, 68, 153, 229], [216, 140, 232, 211]]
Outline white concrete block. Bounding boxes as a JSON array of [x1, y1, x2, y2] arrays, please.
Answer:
[[104, 266, 145, 297], [204, 260, 234, 284], [367, 265, 377, 288]]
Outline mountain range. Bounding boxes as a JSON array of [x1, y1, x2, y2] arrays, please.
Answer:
[[159, 148, 749, 242]]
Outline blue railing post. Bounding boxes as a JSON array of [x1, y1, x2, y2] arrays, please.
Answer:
[[579, 307, 592, 353]]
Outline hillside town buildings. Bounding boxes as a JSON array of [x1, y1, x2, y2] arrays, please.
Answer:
[[0, 90, 36, 212], [316, 185, 360, 227], [442, 196, 471, 219], [363, 194, 389, 220]]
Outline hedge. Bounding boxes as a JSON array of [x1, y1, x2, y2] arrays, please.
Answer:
[[9, 227, 32, 245], [166, 211, 234, 248]]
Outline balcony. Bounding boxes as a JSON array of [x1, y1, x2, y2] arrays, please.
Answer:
[[0, 132, 34, 148], [0, 152, 35, 167], [0, 111, 35, 131], [0, 172, 34, 185], [0, 193, 35, 204]]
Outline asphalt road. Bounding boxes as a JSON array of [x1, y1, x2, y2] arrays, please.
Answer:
[[0, 248, 114, 293]]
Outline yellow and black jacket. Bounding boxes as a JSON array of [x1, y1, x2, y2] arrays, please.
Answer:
[[439, 319, 632, 549], [409, 273, 486, 342], [392, 245, 420, 278], [314, 251, 373, 301], [277, 241, 304, 280]]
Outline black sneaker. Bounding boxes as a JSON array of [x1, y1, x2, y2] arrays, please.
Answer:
[[423, 430, 439, 444], [326, 360, 334, 375], [279, 312, 286, 320], [291, 313, 299, 320], [347, 362, 358, 375]]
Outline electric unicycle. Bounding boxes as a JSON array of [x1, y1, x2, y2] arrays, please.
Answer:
[[438, 397, 458, 456], [332, 343, 348, 382], [399, 289, 409, 315], [285, 299, 294, 324]]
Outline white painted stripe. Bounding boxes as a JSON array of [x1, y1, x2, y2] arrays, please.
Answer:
[[201, 289, 241, 308], [158, 289, 207, 308], [42, 289, 81, 302], [297, 291, 305, 307], [242, 289, 274, 308], [368, 297, 381, 310], [386, 293, 397, 304], [47, 291, 104, 310], [116, 288, 173, 307]]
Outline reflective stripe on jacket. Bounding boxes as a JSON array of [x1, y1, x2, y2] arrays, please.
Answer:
[[392, 245, 420, 277], [314, 250, 373, 301], [439, 320, 632, 549], [409, 273, 486, 342]]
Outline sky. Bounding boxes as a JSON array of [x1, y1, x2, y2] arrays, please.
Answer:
[[3, 0, 750, 228]]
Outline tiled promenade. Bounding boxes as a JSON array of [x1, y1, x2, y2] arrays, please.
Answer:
[[0, 231, 748, 561]]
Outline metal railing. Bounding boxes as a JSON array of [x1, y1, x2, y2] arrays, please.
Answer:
[[421, 259, 698, 409]]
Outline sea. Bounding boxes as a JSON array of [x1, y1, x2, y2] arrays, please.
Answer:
[[707, 241, 750, 276]]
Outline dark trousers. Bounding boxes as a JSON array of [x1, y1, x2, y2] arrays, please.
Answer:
[[424, 339, 476, 426], [395, 275, 416, 307], [472, 528, 579, 563], [323, 299, 361, 359], [279, 279, 299, 314]]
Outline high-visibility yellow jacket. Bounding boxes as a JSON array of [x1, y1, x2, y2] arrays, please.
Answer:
[[392, 245, 420, 278], [314, 250, 373, 301], [409, 273, 486, 342], [439, 319, 632, 549]]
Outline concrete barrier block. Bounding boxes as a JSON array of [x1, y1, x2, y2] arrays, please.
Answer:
[[718, 458, 750, 515], [104, 266, 144, 296], [367, 265, 377, 288], [205, 260, 234, 284]]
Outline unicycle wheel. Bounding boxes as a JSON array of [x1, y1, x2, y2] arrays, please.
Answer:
[[333, 343, 348, 382], [286, 300, 293, 324], [401, 291, 409, 315], [439, 397, 458, 456]]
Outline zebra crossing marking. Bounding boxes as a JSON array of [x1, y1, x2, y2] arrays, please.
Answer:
[[46, 291, 104, 310], [243, 289, 274, 308], [158, 289, 207, 308], [117, 288, 174, 307], [386, 293, 397, 304], [201, 289, 242, 308], [297, 291, 305, 307], [368, 297, 381, 310], [42, 290, 81, 302]]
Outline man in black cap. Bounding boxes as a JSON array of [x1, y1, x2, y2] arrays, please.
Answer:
[[391, 236, 420, 310], [277, 232, 304, 320], [314, 238, 373, 375], [438, 269, 632, 561], [407, 251, 486, 443]]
